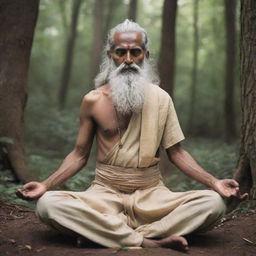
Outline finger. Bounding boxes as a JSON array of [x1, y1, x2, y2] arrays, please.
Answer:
[[228, 179, 239, 187], [15, 189, 22, 197], [16, 188, 26, 196], [230, 191, 237, 196], [23, 182, 36, 189], [15, 190, 27, 200], [239, 193, 248, 200]]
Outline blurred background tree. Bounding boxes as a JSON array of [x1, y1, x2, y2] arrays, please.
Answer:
[[128, 0, 138, 21], [186, 0, 199, 133], [58, 0, 83, 110], [1, 0, 248, 207], [158, 0, 177, 96], [223, 0, 237, 143]]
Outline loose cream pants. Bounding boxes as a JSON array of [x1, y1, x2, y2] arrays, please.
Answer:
[[36, 182, 226, 248]]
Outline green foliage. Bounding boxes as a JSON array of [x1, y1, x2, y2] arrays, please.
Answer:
[[0, 170, 35, 209], [0, 137, 14, 145], [165, 138, 239, 191]]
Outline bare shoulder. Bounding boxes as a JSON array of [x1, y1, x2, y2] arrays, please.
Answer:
[[83, 90, 102, 104], [82, 85, 109, 104]]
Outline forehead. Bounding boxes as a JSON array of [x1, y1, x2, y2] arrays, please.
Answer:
[[112, 31, 143, 48]]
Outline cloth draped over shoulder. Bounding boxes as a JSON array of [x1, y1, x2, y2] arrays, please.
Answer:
[[94, 84, 184, 192], [100, 83, 185, 168]]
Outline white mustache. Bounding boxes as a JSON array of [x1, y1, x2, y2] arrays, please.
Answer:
[[115, 63, 141, 74]]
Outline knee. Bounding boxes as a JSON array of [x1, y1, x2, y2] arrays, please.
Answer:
[[36, 191, 57, 221], [205, 190, 226, 218]]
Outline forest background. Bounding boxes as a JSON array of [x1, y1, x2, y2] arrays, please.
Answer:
[[0, 0, 244, 209]]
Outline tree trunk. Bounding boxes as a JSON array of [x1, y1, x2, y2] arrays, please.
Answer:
[[158, 0, 177, 97], [187, 0, 199, 134], [228, 0, 256, 209], [89, 0, 104, 87], [224, 0, 237, 142], [58, 0, 82, 110], [58, 0, 68, 30], [0, 0, 39, 182], [128, 0, 138, 22], [103, 0, 119, 41]]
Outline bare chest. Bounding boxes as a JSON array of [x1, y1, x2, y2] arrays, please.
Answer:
[[92, 96, 132, 138]]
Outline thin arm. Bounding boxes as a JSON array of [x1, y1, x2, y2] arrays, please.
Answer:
[[42, 95, 95, 190], [166, 142, 218, 188]]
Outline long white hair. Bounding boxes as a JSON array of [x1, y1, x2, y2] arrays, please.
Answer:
[[94, 20, 159, 114]]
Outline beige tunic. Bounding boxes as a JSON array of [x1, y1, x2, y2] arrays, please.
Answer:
[[102, 84, 185, 168], [36, 84, 226, 248]]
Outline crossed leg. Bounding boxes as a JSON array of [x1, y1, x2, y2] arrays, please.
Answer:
[[36, 184, 226, 251], [133, 186, 226, 251]]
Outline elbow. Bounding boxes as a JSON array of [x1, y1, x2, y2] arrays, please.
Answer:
[[168, 151, 180, 164], [167, 144, 186, 164], [72, 146, 89, 165]]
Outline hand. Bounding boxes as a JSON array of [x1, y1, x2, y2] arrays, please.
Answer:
[[16, 182, 47, 201], [213, 179, 248, 199]]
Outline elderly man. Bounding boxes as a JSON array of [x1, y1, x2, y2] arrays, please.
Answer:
[[17, 20, 246, 251]]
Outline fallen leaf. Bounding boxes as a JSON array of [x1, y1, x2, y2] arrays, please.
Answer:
[[22, 244, 32, 250], [36, 247, 46, 252], [8, 239, 16, 244], [243, 238, 256, 246]]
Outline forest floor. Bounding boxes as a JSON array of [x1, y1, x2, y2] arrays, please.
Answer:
[[0, 201, 256, 256]]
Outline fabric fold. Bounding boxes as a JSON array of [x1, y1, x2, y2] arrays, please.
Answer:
[[94, 162, 162, 193], [101, 83, 184, 168], [139, 84, 159, 167]]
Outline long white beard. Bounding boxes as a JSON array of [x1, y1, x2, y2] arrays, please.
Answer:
[[108, 60, 151, 114]]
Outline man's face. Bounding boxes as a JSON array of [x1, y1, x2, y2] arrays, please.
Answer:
[[108, 31, 149, 69]]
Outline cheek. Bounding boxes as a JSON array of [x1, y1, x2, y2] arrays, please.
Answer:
[[112, 56, 123, 66], [135, 55, 145, 64]]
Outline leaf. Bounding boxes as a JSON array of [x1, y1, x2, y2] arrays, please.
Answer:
[[8, 239, 16, 244], [0, 137, 14, 145], [24, 245, 32, 250], [243, 238, 256, 247]]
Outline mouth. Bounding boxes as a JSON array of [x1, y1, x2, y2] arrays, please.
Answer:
[[120, 66, 139, 73]]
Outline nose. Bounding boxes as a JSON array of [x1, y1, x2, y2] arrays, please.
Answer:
[[124, 50, 133, 65]]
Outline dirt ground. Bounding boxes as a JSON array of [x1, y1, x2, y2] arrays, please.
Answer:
[[0, 201, 255, 256]]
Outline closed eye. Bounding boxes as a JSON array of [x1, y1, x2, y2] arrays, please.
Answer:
[[115, 48, 127, 57], [130, 48, 142, 57]]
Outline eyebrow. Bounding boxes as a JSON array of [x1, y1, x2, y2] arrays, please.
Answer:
[[115, 47, 142, 50], [110, 44, 146, 51]]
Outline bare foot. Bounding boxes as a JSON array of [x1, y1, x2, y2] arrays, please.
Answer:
[[158, 235, 189, 251], [142, 235, 189, 252]]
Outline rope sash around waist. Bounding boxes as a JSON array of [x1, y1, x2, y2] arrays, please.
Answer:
[[95, 163, 162, 193]]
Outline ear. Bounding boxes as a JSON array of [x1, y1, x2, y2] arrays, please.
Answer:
[[107, 50, 112, 58], [145, 50, 150, 59]]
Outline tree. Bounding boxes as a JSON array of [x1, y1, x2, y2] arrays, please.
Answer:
[[229, 0, 256, 208], [223, 0, 237, 142], [187, 0, 199, 133], [58, 0, 68, 31], [89, 0, 104, 86], [128, 0, 138, 21], [103, 0, 120, 42], [0, 0, 40, 182], [158, 0, 178, 97], [58, 0, 82, 110]]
